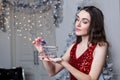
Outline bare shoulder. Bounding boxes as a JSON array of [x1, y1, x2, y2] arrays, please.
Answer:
[[96, 42, 108, 49], [94, 42, 108, 56]]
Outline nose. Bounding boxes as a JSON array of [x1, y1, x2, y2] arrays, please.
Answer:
[[76, 21, 81, 27]]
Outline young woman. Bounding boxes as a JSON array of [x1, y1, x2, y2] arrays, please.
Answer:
[[33, 6, 108, 80]]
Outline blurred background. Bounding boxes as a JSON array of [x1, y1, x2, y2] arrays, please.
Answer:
[[0, 0, 120, 80]]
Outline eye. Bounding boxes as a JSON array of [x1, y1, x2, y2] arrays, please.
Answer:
[[83, 21, 88, 24], [82, 19, 90, 24]]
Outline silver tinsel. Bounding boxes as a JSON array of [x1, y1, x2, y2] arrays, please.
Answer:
[[0, 0, 63, 33]]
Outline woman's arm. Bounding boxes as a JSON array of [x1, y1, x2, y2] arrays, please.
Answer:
[[59, 43, 108, 80], [89, 43, 108, 80], [41, 43, 74, 76], [32, 37, 75, 76]]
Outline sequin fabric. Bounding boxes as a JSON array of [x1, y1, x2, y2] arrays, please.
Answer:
[[69, 42, 97, 80]]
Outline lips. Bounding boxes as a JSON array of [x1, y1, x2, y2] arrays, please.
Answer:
[[76, 28, 81, 32]]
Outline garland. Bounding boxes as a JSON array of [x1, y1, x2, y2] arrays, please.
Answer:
[[0, 0, 63, 32]]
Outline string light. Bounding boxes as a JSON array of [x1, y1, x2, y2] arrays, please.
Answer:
[[1, 0, 63, 40]]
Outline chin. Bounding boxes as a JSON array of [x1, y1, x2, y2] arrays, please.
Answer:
[[75, 32, 82, 36], [76, 33, 88, 36], [75, 32, 88, 36], [76, 34, 81, 36]]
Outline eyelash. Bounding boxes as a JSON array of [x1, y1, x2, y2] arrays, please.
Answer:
[[83, 21, 88, 24], [76, 18, 88, 24]]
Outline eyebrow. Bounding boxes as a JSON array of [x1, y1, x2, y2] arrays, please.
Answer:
[[82, 18, 90, 22], [76, 15, 90, 22]]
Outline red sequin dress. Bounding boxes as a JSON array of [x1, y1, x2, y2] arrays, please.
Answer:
[[69, 42, 97, 80]]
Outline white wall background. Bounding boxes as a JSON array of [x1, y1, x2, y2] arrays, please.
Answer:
[[0, 0, 120, 79]]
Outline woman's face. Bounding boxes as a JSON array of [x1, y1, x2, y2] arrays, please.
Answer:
[[75, 10, 91, 36]]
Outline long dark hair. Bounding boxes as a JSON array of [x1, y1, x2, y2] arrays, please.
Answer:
[[75, 6, 108, 46]]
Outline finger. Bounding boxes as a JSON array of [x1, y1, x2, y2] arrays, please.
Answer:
[[50, 58, 62, 62], [34, 38, 40, 45], [32, 41, 35, 44], [36, 38, 40, 42], [35, 38, 38, 42], [39, 56, 45, 60], [44, 58, 51, 61], [41, 39, 44, 42], [39, 56, 51, 61], [37, 37, 41, 42]]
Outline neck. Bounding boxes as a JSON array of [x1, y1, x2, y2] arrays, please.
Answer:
[[81, 36, 89, 45]]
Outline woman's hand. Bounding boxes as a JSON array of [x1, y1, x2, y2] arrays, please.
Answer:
[[33, 37, 63, 63], [50, 58, 63, 63], [32, 37, 46, 54], [39, 56, 63, 63]]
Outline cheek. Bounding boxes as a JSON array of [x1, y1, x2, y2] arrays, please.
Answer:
[[82, 24, 90, 33], [75, 25, 89, 36], [83, 27, 89, 33]]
